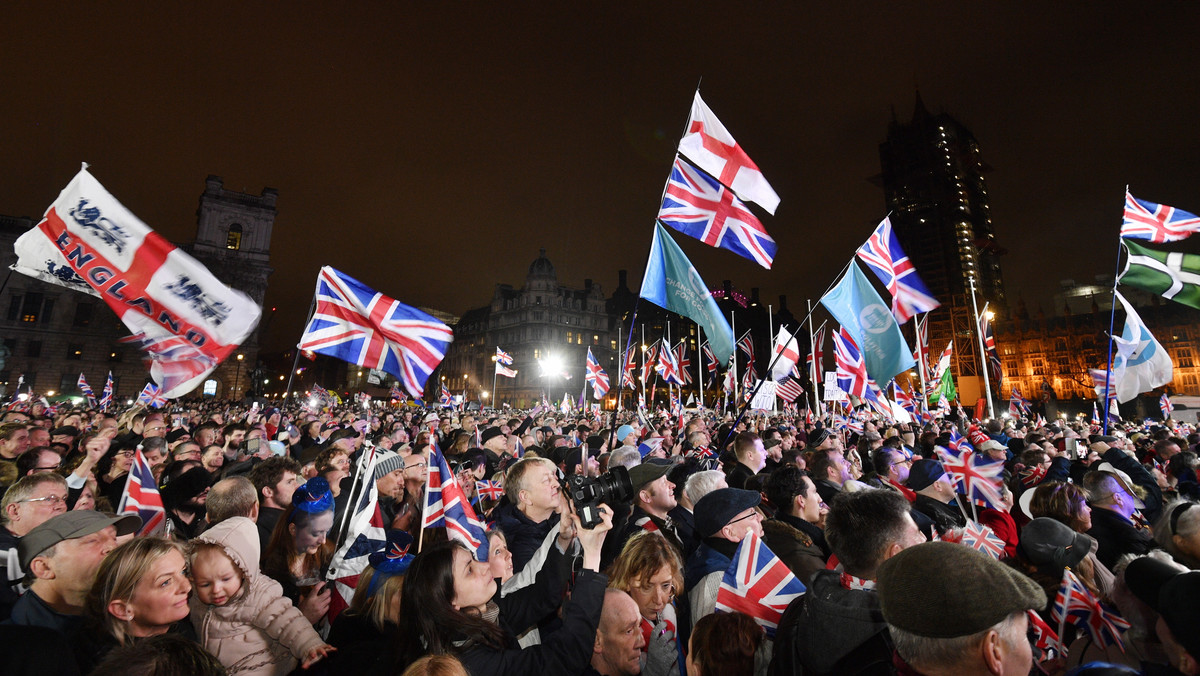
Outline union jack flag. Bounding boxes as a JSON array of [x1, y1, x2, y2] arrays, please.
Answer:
[[1009, 387, 1031, 417], [476, 480, 504, 502], [298, 267, 452, 398], [440, 384, 452, 406], [658, 155, 777, 269], [99, 371, 114, 410], [675, 342, 694, 386], [856, 217, 941, 324], [936, 445, 1005, 510], [978, 309, 1003, 386], [77, 373, 97, 408], [1120, 191, 1200, 244], [701, 342, 719, 376], [389, 385, 404, 400], [325, 449, 388, 619], [832, 328, 869, 398], [742, 363, 757, 396], [715, 529, 806, 636], [641, 342, 659, 384], [776, 365, 804, 402], [1092, 402, 1102, 426], [834, 414, 864, 434], [1027, 609, 1061, 662], [1089, 368, 1115, 401], [913, 314, 930, 383], [722, 363, 736, 394], [423, 443, 488, 561], [585, 348, 610, 399], [1161, 393, 1173, 419], [136, 383, 168, 408], [656, 342, 684, 386], [495, 347, 513, 366], [117, 448, 165, 536], [894, 382, 917, 415], [737, 331, 755, 365], [1051, 568, 1130, 651], [621, 346, 637, 388], [807, 324, 825, 377], [960, 520, 1006, 559], [947, 427, 973, 453]]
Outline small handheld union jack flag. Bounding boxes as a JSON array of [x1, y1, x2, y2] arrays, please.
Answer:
[[423, 442, 488, 561], [715, 528, 806, 636], [959, 520, 1006, 559], [1027, 609, 1062, 663], [1160, 393, 1173, 419], [99, 371, 114, 410], [475, 480, 504, 502], [1051, 568, 1130, 652], [117, 448, 165, 535], [1120, 191, 1200, 244], [77, 373, 97, 408], [135, 383, 168, 408], [936, 445, 1005, 511]]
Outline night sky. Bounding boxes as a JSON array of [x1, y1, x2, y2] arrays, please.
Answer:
[[5, 4, 1200, 352]]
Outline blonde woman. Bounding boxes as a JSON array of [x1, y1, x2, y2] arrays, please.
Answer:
[[606, 530, 684, 676], [77, 537, 194, 672]]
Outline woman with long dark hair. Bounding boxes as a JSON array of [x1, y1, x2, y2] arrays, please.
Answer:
[[261, 477, 336, 625], [394, 505, 612, 675]]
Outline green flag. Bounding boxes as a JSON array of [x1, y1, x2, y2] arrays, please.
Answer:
[[927, 366, 956, 406], [1120, 239, 1200, 310], [639, 223, 735, 364]]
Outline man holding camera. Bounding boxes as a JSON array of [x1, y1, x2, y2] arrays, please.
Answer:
[[495, 456, 563, 573]]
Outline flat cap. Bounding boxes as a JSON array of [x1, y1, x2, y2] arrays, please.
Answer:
[[877, 541, 1046, 638], [694, 487, 761, 538]]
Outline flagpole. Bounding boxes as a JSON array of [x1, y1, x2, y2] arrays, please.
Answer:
[[914, 313, 929, 403], [768, 304, 776, 412], [807, 300, 823, 419], [492, 348, 499, 412], [970, 280, 995, 420], [283, 296, 318, 404], [1102, 191, 1127, 433], [607, 303, 641, 450], [730, 312, 738, 412], [697, 323, 705, 410], [640, 324, 647, 410]]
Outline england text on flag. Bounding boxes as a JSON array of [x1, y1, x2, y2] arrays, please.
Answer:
[[677, 91, 780, 214], [856, 217, 941, 323], [117, 448, 165, 536], [658, 155, 777, 269], [1120, 191, 1200, 243], [11, 167, 262, 397], [298, 266, 452, 399]]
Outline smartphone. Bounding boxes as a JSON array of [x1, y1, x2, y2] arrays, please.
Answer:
[[1065, 438, 1078, 455], [245, 438, 262, 454]]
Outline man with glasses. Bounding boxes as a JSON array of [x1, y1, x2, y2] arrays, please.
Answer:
[[1083, 466, 1158, 569], [15, 447, 62, 477], [685, 487, 764, 622], [0, 474, 69, 621], [141, 418, 168, 439]]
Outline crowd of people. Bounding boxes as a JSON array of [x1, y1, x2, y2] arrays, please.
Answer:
[[0, 396, 1198, 676]]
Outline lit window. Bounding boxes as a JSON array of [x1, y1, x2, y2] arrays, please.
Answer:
[[225, 223, 243, 250]]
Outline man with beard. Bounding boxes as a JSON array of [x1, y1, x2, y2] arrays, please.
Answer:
[[249, 457, 302, 551], [160, 465, 211, 540]]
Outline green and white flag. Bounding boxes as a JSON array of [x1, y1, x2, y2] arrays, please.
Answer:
[[1120, 240, 1200, 310]]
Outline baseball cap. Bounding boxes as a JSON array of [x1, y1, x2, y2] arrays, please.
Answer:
[[19, 511, 142, 570]]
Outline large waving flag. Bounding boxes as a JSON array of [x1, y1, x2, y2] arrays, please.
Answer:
[[1120, 191, 1200, 243], [11, 167, 261, 397], [656, 342, 684, 385], [1110, 290, 1173, 403], [640, 224, 735, 364], [298, 266, 452, 398], [832, 328, 869, 399], [423, 444, 489, 561], [677, 91, 780, 214], [821, 263, 916, 386], [622, 346, 638, 388], [658, 156, 777, 269], [1119, 239, 1200, 310], [715, 529, 806, 636], [701, 342, 719, 376], [495, 347, 513, 366], [770, 326, 801, 382], [855, 217, 941, 323], [117, 448, 165, 536], [585, 348, 610, 399]]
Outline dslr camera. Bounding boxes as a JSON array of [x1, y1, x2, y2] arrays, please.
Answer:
[[561, 465, 634, 529]]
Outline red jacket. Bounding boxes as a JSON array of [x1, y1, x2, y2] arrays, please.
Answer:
[[978, 507, 1019, 559]]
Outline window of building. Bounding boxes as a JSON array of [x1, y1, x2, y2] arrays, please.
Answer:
[[27, 341, 41, 358], [576, 333, 583, 345], [73, 302, 94, 327], [67, 344, 83, 360], [1031, 358, 1045, 376], [565, 331, 573, 344], [534, 349, 542, 360], [226, 223, 243, 250], [611, 340, 617, 350], [59, 373, 77, 393], [18, 293, 52, 323], [593, 334, 599, 345], [6, 295, 21, 321]]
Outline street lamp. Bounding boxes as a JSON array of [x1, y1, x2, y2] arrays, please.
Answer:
[[234, 353, 244, 399]]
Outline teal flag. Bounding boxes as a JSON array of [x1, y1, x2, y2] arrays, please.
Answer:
[[821, 262, 916, 385], [640, 223, 735, 364]]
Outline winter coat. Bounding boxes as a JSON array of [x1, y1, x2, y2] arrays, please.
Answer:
[[770, 570, 893, 676], [492, 501, 559, 574], [761, 517, 827, 586], [189, 517, 326, 676]]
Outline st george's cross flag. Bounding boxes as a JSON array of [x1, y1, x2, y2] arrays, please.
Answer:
[[12, 167, 261, 398], [770, 326, 801, 382], [298, 266, 452, 399], [117, 448, 165, 536], [715, 529, 806, 636], [658, 155, 777, 269], [678, 91, 780, 214], [585, 348, 610, 399], [856, 217, 940, 324], [1120, 191, 1200, 243]]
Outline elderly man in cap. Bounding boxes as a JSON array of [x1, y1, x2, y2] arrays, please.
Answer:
[[618, 462, 683, 556], [684, 487, 764, 622], [479, 426, 509, 475], [876, 541, 1046, 675], [1083, 465, 1158, 569], [907, 459, 967, 538], [9, 511, 141, 636], [771, 489, 926, 676]]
